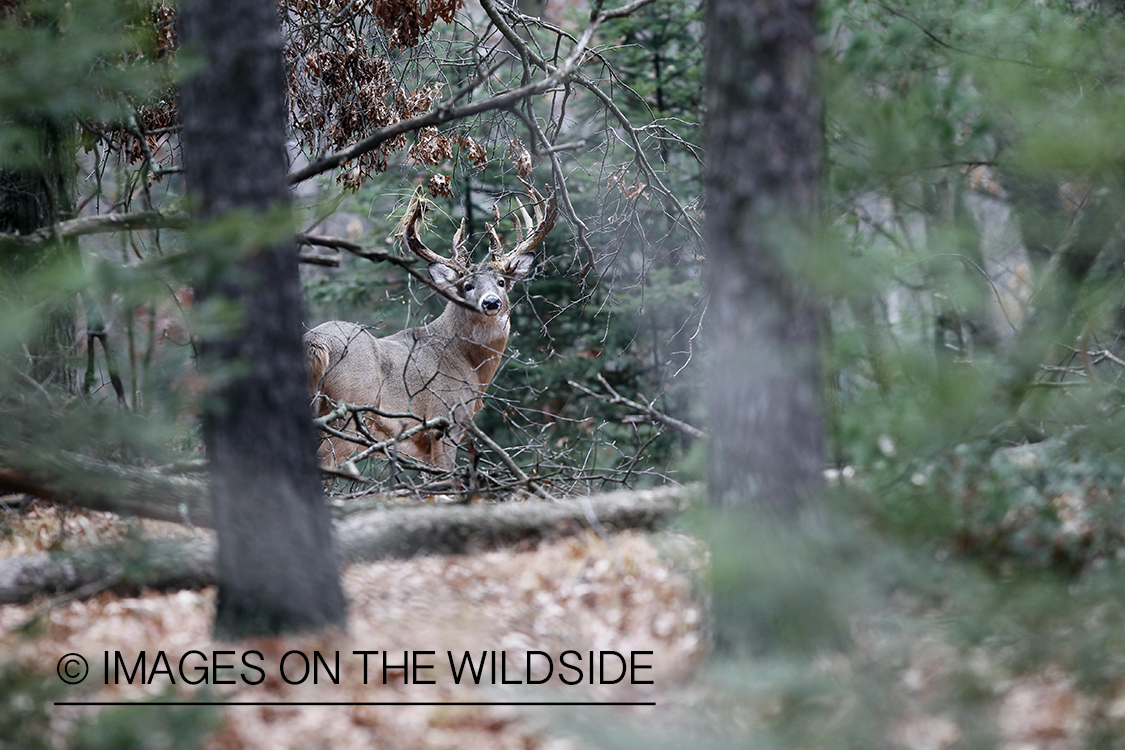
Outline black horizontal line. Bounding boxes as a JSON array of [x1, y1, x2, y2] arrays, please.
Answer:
[[54, 701, 656, 707]]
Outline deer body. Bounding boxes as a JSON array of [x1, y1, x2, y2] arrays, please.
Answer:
[[306, 284, 513, 469], [306, 181, 554, 471]]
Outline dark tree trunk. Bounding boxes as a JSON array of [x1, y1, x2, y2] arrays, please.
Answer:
[[999, 168, 1070, 275], [703, 0, 824, 517], [0, 117, 79, 390], [180, 0, 346, 636]]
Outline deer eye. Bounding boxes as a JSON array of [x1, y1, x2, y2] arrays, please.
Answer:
[[463, 282, 474, 292], [497, 278, 506, 287]]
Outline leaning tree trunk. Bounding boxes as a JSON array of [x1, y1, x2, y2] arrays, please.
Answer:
[[1000, 183, 1120, 412], [180, 0, 346, 636], [703, 0, 824, 517]]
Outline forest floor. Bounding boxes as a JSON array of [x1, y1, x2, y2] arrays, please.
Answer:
[[0, 498, 1108, 749], [0, 500, 705, 750]]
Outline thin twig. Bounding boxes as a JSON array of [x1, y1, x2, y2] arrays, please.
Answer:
[[462, 419, 554, 500], [568, 374, 707, 439], [297, 233, 478, 311]]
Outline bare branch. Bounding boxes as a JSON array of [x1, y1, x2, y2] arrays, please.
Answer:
[[569, 374, 707, 440], [287, 8, 604, 185], [297, 233, 478, 311], [311, 400, 455, 475], [462, 419, 554, 499], [298, 249, 342, 266], [598, 0, 660, 20], [0, 210, 188, 248]]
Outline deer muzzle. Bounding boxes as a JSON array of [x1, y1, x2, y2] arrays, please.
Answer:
[[480, 294, 503, 314]]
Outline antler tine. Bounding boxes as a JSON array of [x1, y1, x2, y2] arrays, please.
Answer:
[[512, 177, 558, 258], [489, 177, 559, 264], [401, 190, 470, 275], [451, 218, 471, 269], [486, 224, 504, 260], [516, 200, 535, 244], [511, 198, 525, 242]]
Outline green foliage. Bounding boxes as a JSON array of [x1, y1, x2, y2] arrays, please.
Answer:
[[0, 0, 173, 163], [0, 665, 220, 750], [0, 664, 62, 750], [696, 0, 1125, 744], [69, 697, 222, 750], [599, 0, 704, 143], [857, 431, 1125, 574], [822, 0, 1125, 472], [0, 665, 223, 746]]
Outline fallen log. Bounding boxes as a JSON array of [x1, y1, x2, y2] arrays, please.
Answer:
[[0, 452, 213, 527], [0, 485, 696, 606], [0, 538, 216, 608], [336, 485, 692, 562]]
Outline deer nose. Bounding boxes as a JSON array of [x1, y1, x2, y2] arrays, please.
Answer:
[[481, 294, 502, 312]]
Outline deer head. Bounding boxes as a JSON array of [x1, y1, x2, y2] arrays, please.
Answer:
[[402, 177, 558, 318]]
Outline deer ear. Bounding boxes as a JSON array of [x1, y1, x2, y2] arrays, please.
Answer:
[[428, 262, 460, 292], [507, 252, 536, 280]]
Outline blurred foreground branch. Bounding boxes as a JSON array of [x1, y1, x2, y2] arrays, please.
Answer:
[[0, 210, 188, 248]]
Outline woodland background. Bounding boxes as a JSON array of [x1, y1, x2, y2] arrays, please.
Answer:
[[5, 0, 1125, 747]]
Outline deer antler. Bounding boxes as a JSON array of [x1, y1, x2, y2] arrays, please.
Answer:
[[402, 190, 471, 275], [488, 177, 558, 265]]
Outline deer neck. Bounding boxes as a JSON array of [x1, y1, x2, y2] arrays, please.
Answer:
[[429, 304, 510, 384]]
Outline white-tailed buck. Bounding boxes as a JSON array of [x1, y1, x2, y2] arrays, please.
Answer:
[[305, 179, 557, 471]]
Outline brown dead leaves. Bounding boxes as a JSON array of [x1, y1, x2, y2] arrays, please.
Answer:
[[0, 513, 704, 750], [97, 1, 471, 189], [411, 130, 488, 197], [288, 0, 462, 49], [0, 502, 208, 559], [286, 0, 467, 189]]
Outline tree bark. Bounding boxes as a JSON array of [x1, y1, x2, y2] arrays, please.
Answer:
[[0, 486, 694, 605], [180, 0, 346, 636], [998, 167, 1070, 275], [703, 0, 824, 517]]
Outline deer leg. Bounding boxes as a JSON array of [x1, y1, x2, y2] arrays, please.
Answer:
[[429, 425, 461, 475], [465, 437, 479, 500]]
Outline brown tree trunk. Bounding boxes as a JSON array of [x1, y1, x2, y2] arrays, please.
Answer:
[[703, 0, 825, 518], [180, 0, 346, 636]]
